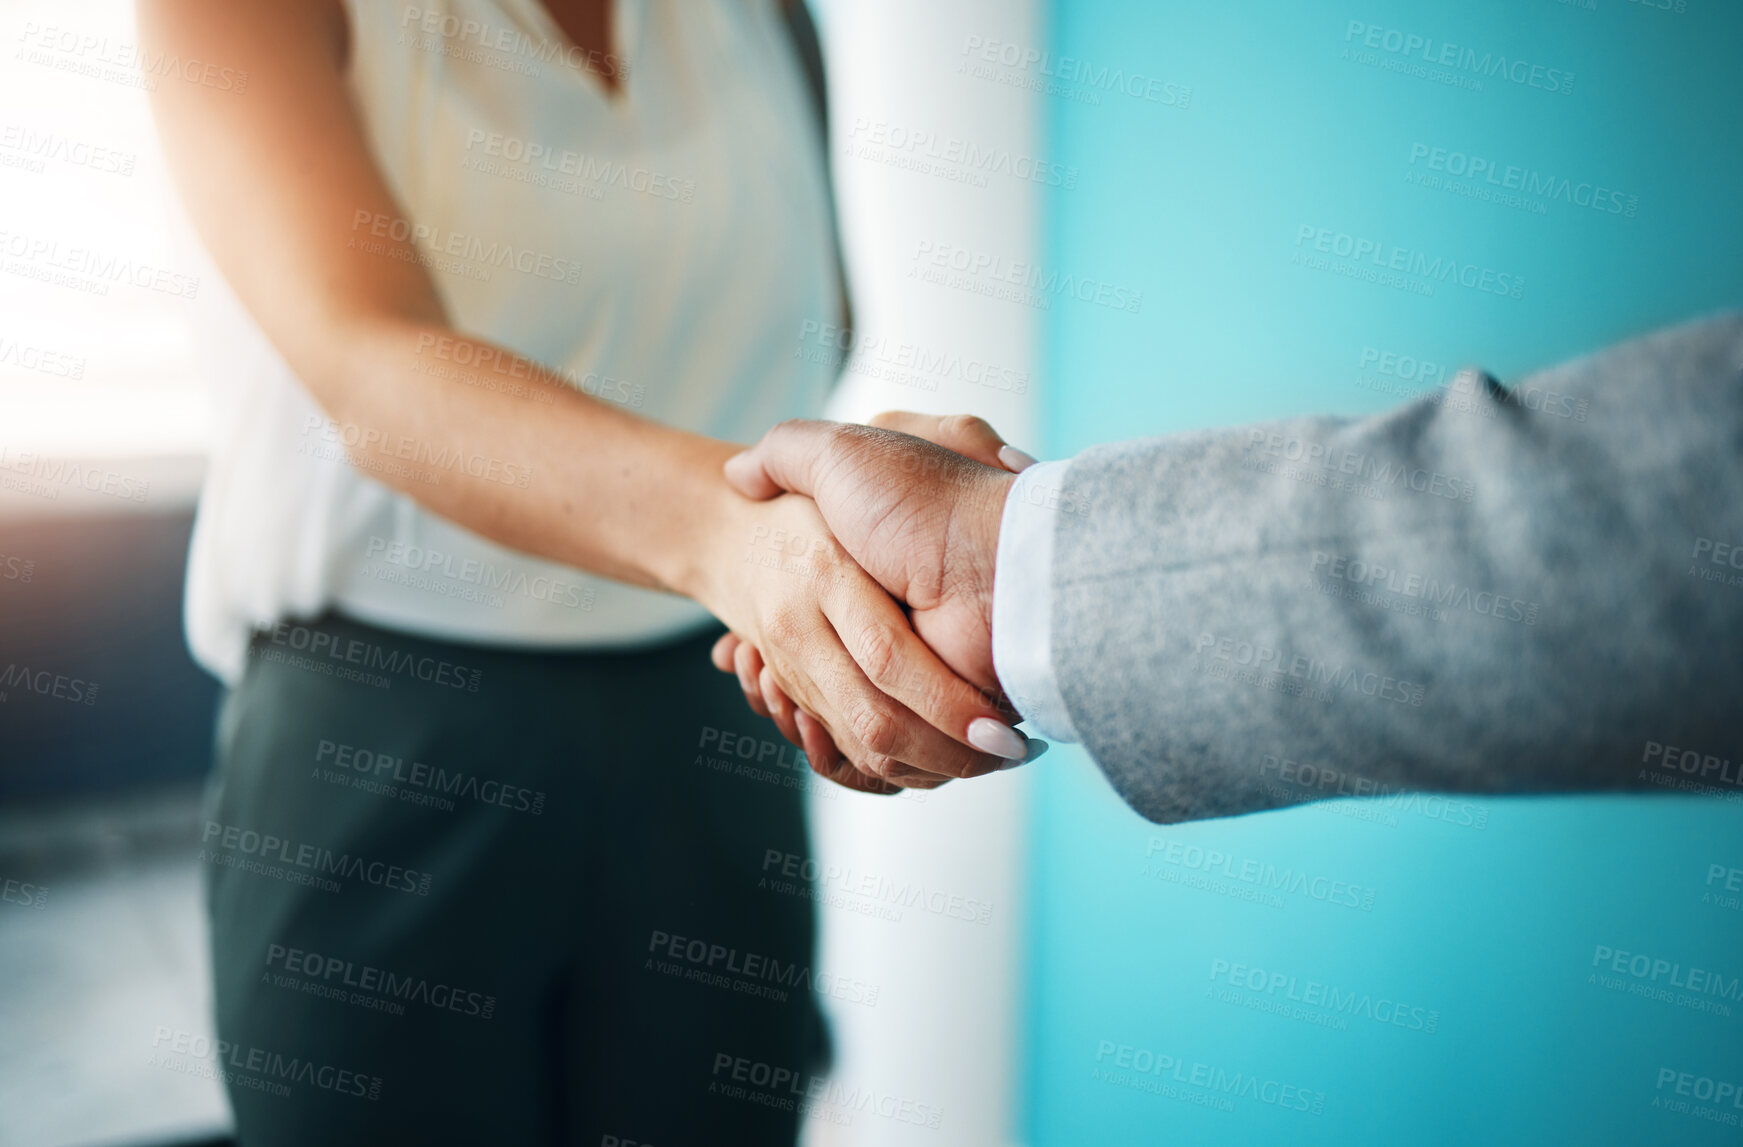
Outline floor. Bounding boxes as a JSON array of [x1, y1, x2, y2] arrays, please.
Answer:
[[0, 784, 233, 1147]]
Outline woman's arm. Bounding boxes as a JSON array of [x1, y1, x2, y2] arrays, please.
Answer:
[[139, 0, 705, 592], [138, 0, 1030, 787]]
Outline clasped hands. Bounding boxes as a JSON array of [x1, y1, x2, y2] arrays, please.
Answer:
[[694, 412, 1044, 795]]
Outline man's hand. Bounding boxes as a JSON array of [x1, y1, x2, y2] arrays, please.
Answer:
[[715, 413, 1043, 783]]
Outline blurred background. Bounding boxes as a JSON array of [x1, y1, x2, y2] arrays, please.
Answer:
[[2, 0, 1739, 1144]]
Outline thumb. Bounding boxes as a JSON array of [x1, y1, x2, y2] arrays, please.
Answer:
[[723, 419, 839, 500]]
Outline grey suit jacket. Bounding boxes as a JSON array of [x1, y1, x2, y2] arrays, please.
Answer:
[[1051, 313, 1743, 823]]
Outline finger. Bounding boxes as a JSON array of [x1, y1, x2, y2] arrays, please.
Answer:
[[748, 570, 1014, 785], [882, 764, 954, 789], [821, 576, 1028, 777], [759, 664, 803, 748], [797, 709, 900, 796], [782, 680, 947, 790], [710, 632, 740, 673], [867, 411, 1037, 472], [799, 644, 1006, 784], [797, 720, 948, 793], [779, 661, 947, 790], [734, 640, 770, 719], [746, 597, 912, 786], [763, 602, 969, 785], [723, 418, 839, 500]]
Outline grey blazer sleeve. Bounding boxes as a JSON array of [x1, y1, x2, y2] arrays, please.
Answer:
[[1050, 313, 1743, 824]]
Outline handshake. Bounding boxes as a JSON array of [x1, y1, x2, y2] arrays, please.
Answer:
[[699, 411, 1046, 796], [682, 318, 1737, 819]]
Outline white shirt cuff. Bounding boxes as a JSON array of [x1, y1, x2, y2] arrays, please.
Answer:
[[991, 459, 1080, 744]]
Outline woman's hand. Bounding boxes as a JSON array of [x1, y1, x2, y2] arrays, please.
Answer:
[[689, 481, 1027, 792], [710, 412, 1039, 783]]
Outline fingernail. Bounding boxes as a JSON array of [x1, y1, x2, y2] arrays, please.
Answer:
[[997, 445, 1039, 473], [1000, 737, 1049, 770], [968, 717, 1028, 760]]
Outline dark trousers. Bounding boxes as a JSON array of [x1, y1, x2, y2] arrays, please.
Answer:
[[203, 613, 827, 1145]]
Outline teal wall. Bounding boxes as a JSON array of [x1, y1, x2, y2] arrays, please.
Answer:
[[1024, 2, 1743, 1143]]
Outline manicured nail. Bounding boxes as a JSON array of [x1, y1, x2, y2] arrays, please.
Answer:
[[1001, 737, 1049, 770], [968, 717, 1028, 759], [998, 445, 1039, 473]]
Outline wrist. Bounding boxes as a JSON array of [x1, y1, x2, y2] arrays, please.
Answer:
[[947, 468, 1015, 636], [649, 435, 749, 606]]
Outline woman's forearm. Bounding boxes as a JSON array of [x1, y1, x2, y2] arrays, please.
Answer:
[[315, 316, 739, 598], [303, 316, 1020, 786]]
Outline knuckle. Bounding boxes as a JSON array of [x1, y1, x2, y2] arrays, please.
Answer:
[[941, 413, 989, 442], [856, 751, 899, 780], [825, 421, 883, 458], [850, 704, 901, 759], [763, 606, 808, 648], [854, 622, 901, 687]]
